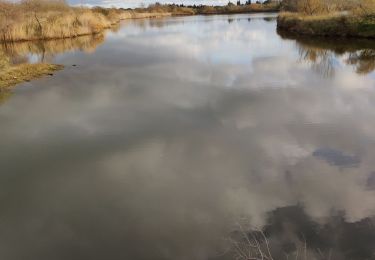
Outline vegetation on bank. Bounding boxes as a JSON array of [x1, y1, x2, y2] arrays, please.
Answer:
[[137, 2, 280, 15], [0, 0, 280, 43], [1, 0, 110, 42], [0, 35, 104, 90], [0, 63, 63, 89], [0, 45, 63, 89], [277, 0, 375, 38], [0, 0, 171, 43]]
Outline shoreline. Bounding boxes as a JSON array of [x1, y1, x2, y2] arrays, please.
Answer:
[[277, 12, 375, 39], [0, 10, 278, 89], [0, 10, 280, 44], [0, 11, 173, 44], [0, 63, 64, 90], [0, 1, 280, 43], [278, 29, 375, 49]]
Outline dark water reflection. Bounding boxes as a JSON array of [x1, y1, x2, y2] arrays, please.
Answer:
[[278, 31, 375, 77], [0, 14, 375, 260], [0, 34, 105, 64]]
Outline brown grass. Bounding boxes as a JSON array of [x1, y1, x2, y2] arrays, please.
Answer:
[[277, 0, 375, 39], [0, 0, 282, 42], [282, 0, 375, 15], [277, 12, 375, 38], [0, 63, 64, 89], [0, 0, 173, 43], [0, 0, 112, 42]]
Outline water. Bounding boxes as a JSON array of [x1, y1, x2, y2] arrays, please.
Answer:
[[0, 13, 375, 260]]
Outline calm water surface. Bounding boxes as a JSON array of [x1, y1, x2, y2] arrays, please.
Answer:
[[1, 13, 375, 260]]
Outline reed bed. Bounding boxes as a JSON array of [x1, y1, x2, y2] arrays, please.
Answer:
[[277, 0, 375, 38], [0, 1, 111, 42], [0, 0, 172, 43]]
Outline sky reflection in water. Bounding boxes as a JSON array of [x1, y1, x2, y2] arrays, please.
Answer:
[[0, 14, 375, 260]]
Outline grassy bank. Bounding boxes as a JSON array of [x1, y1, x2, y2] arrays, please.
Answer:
[[0, 0, 280, 43], [277, 12, 375, 38], [1, 0, 110, 42], [0, 63, 63, 89], [277, 0, 375, 38], [0, 0, 172, 43], [0, 34, 106, 90]]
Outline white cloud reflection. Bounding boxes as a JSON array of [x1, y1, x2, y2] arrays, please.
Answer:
[[0, 14, 374, 260]]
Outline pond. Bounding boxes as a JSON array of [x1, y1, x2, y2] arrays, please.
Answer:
[[0, 13, 375, 260]]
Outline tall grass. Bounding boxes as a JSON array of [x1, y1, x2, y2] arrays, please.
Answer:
[[278, 0, 375, 38], [0, 0, 172, 43], [0, 0, 113, 42], [281, 0, 375, 16]]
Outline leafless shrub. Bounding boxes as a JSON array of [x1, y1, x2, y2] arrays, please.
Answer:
[[297, 0, 327, 15], [226, 222, 337, 260], [227, 223, 274, 260]]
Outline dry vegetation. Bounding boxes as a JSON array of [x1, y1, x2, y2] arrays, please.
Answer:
[[0, 0, 281, 42], [227, 223, 315, 260], [197, 3, 280, 15], [1, 41, 65, 90], [0, 0, 113, 42], [135, 2, 280, 15], [134, 3, 196, 15], [0, 62, 63, 89], [0, 0, 175, 88], [277, 0, 375, 38], [281, 0, 375, 15], [0, 33, 108, 89], [0, 0, 172, 43]]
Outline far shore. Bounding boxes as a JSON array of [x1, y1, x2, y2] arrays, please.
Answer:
[[277, 12, 375, 39], [0, 1, 280, 43], [276, 0, 374, 39]]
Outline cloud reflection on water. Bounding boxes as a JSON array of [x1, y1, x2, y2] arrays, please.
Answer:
[[0, 14, 374, 260]]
